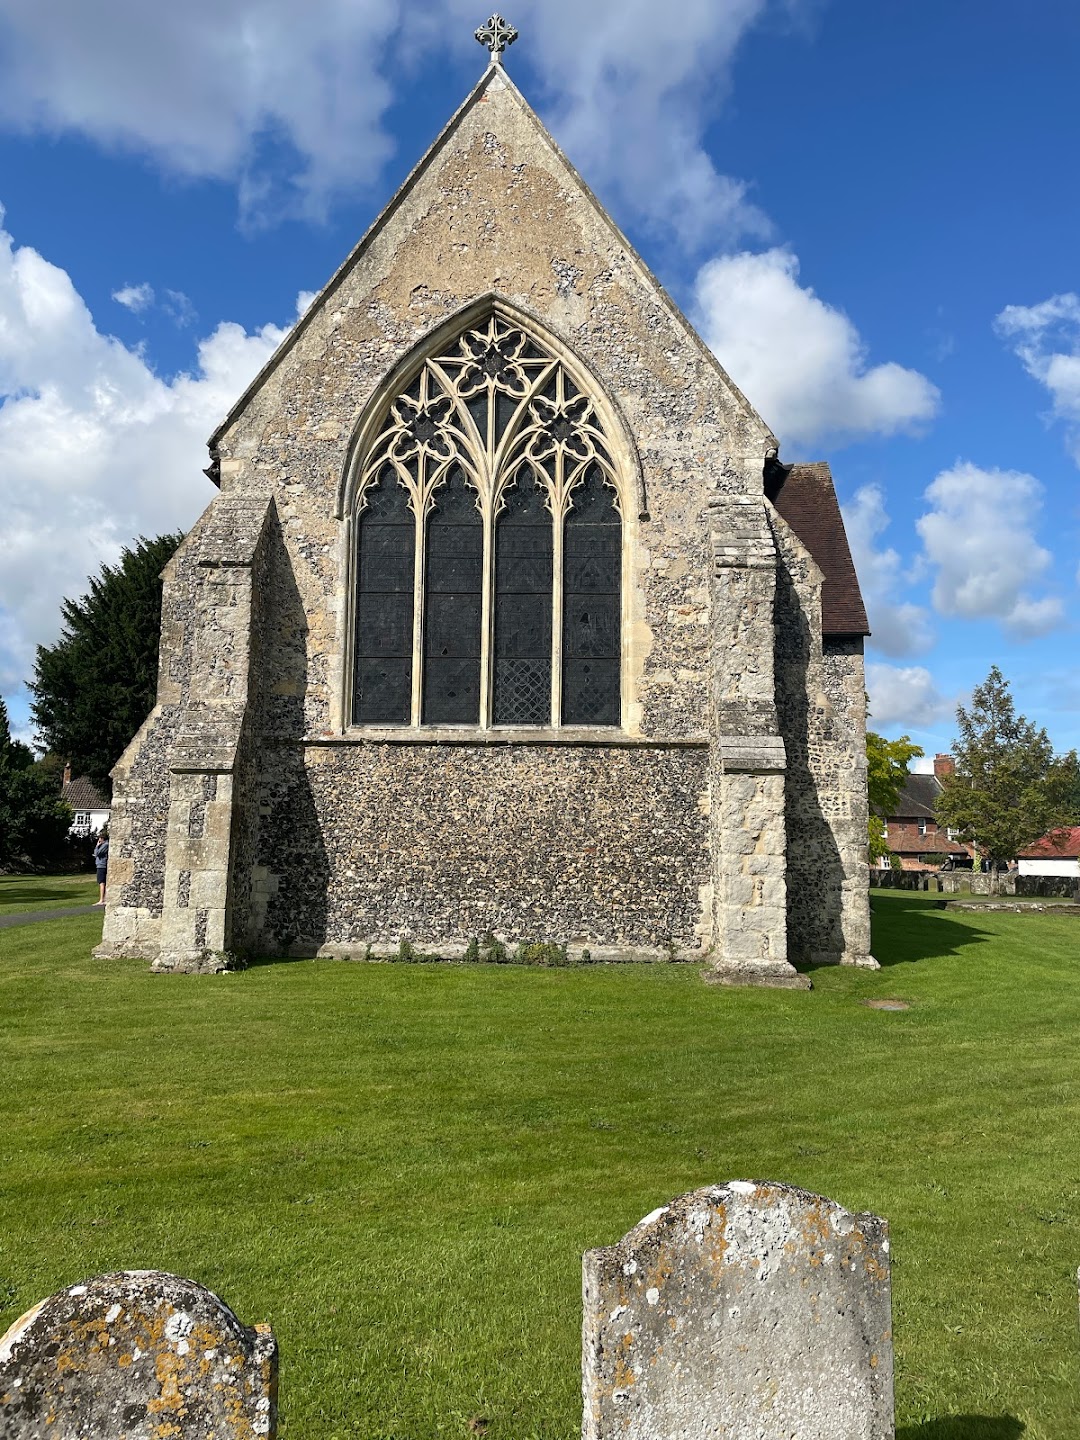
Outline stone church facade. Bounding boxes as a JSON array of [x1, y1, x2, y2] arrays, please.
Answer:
[[96, 49, 873, 985]]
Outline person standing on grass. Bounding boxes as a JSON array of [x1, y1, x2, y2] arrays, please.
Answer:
[[93, 830, 109, 906]]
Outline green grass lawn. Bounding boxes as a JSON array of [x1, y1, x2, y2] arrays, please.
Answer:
[[0, 872, 97, 915], [1, 894, 1079, 1439]]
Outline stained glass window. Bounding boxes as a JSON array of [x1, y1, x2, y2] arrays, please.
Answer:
[[494, 472, 553, 725], [562, 466, 622, 725], [353, 467, 414, 724], [423, 468, 483, 724], [353, 312, 624, 729]]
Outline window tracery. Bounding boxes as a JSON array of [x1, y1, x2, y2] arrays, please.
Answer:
[[353, 313, 623, 728]]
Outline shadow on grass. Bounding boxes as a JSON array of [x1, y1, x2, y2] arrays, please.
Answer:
[[869, 891, 992, 969], [244, 952, 325, 969], [0, 879, 92, 909], [897, 1418, 1024, 1439]]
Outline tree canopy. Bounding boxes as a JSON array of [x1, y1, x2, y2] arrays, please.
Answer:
[[30, 534, 182, 793], [0, 697, 72, 869], [935, 665, 1076, 874], [866, 729, 923, 864]]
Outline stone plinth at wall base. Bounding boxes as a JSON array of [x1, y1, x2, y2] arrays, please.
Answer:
[[706, 962, 812, 990], [0, 1270, 277, 1439], [93, 905, 160, 962], [151, 949, 232, 975], [798, 950, 881, 970], [93, 940, 158, 962], [304, 942, 706, 965]]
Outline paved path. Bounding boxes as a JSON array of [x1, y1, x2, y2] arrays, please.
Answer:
[[0, 905, 101, 930]]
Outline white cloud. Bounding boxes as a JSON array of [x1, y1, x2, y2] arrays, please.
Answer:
[[471, 0, 776, 248], [916, 461, 1064, 637], [841, 485, 933, 657], [0, 208, 289, 703], [995, 293, 1080, 465], [0, 0, 787, 240], [0, 0, 403, 223], [163, 289, 196, 327], [695, 248, 941, 449], [113, 281, 155, 313], [867, 663, 953, 731]]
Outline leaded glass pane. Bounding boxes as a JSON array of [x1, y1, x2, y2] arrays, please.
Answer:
[[354, 471, 414, 724], [494, 474, 553, 725], [423, 468, 482, 724], [562, 467, 621, 725]]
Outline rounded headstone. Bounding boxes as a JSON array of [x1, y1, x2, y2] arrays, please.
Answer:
[[0, 1270, 277, 1438]]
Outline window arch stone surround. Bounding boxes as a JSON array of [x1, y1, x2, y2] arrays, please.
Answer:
[[339, 298, 646, 734]]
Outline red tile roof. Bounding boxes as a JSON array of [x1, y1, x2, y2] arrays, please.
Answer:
[[1017, 826, 1080, 859], [885, 823, 969, 857], [62, 776, 109, 811], [766, 460, 870, 637]]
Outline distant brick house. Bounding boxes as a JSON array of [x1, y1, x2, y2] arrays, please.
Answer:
[[61, 764, 110, 838], [877, 755, 972, 873], [1016, 826, 1080, 879]]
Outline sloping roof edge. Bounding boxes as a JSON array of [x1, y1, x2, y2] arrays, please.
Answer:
[[766, 459, 870, 637]]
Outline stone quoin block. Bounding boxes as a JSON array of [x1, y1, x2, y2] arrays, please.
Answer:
[[582, 1182, 893, 1440], [0, 1271, 277, 1439]]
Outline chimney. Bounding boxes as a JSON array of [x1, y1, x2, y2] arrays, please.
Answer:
[[63, 760, 72, 786], [934, 754, 954, 779]]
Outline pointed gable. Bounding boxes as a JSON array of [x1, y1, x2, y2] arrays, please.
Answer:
[[210, 64, 774, 499]]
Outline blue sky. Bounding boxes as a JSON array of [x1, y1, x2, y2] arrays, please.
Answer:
[[0, 0, 1077, 760]]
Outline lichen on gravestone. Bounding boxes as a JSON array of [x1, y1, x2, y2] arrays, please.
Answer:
[[0, 1270, 277, 1438], [582, 1180, 893, 1440]]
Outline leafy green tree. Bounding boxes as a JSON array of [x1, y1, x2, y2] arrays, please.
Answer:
[[1058, 750, 1080, 825], [867, 730, 923, 864], [936, 665, 1075, 884], [30, 534, 182, 794], [0, 698, 72, 869]]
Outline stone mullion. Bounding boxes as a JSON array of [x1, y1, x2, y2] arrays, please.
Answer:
[[550, 450, 565, 726], [479, 486, 494, 731], [410, 456, 427, 728], [478, 381, 498, 730]]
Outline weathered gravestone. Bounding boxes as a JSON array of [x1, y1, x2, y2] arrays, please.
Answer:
[[582, 1181, 893, 1440], [0, 1270, 277, 1439]]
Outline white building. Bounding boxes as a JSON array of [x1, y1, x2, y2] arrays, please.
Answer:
[[61, 766, 111, 838], [1016, 827, 1080, 879]]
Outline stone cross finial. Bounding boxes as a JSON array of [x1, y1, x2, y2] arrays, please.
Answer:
[[475, 14, 518, 65]]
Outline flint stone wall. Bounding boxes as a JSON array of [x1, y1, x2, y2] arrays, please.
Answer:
[[582, 1181, 893, 1440], [771, 512, 873, 967], [0, 1271, 277, 1439], [254, 740, 710, 956]]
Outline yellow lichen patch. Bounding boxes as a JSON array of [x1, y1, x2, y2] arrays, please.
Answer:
[[611, 1356, 636, 1391]]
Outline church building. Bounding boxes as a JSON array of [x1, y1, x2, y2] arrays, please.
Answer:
[[97, 18, 873, 985]]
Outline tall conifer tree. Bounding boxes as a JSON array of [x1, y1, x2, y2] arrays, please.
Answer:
[[30, 534, 182, 792]]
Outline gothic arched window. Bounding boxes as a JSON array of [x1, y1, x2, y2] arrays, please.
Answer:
[[352, 313, 623, 729]]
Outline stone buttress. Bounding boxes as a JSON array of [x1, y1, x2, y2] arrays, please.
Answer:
[[97, 497, 272, 970]]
